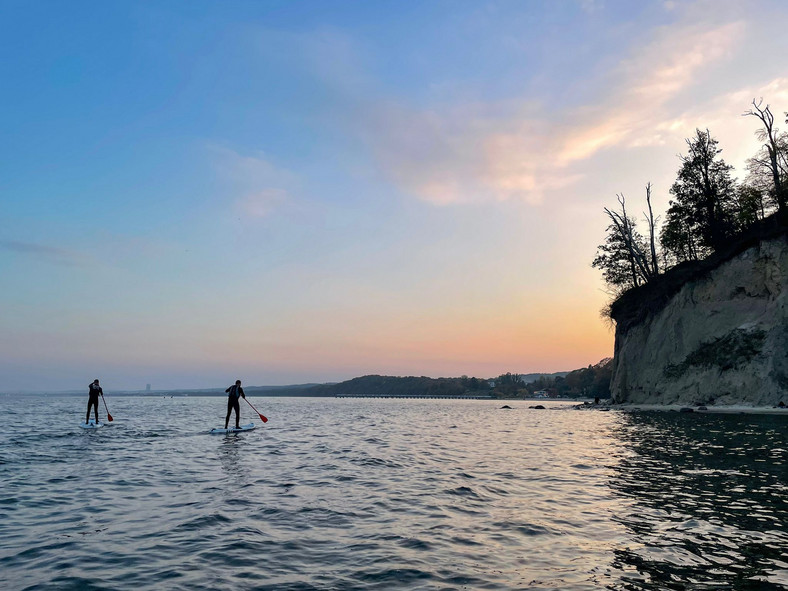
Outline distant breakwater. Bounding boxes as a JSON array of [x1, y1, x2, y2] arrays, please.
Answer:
[[334, 394, 493, 399]]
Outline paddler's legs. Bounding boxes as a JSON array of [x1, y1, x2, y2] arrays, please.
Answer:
[[86, 398, 99, 423], [232, 398, 241, 429], [225, 397, 233, 429]]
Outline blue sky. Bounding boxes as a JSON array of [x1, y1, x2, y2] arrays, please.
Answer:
[[2, 0, 787, 390]]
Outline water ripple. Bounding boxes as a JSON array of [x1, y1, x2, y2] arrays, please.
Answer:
[[0, 397, 785, 590]]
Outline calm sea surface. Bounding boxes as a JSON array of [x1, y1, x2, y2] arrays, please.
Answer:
[[0, 396, 786, 591]]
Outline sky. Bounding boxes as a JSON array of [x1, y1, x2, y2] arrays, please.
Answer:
[[1, 0, 787, 391]]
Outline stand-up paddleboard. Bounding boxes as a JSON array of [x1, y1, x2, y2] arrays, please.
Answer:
[[210, 422, 255, 434], [80, 420, 105, 429]]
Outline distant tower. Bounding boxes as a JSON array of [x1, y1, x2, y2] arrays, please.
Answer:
[[146, 384, 151, 392]]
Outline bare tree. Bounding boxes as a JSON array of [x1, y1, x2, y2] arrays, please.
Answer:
[[643, 182, 660, 275], [593, 218, 643, 292], [744, 99, 788, 217], [602, 194, 656, 285]]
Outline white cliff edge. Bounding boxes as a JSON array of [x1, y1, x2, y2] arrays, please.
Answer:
[[610, 235, 787, 407]]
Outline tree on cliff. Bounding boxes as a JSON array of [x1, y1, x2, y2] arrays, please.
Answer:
[[734, 184, 770, 228], [660, 129, 737, 262], [660, 196, 708, 263], [744, 99, 788, 219], [592, 218, 648, 291], [593, 190, 659, 292]]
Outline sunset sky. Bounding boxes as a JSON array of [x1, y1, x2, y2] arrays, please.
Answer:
[[2, 0, 787, 391]]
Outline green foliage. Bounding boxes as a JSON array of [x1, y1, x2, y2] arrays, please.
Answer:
[[660, 198, 711, 265], [284, 367, 611, 400], [663, 329, 767, 379], [522, 358, 612, 398], [308, 375, 487, 397], [597, 100, 788, 304], [592, 220, 649, 292], [745, 138, 787, 215], [593, 188, 661, 295], [734, 184, 770, 229], [491, 372, 525, 397], [661, 129, 737, 259]]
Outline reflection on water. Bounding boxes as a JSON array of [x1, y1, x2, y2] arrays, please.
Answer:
[[218, 435, 245, 478], [609, 412, 788, 590], [0, 396, 786, 590]]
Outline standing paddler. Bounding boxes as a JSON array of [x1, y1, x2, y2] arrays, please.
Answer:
[[224, 379, 246, 430], [86, 378, 103, 424]]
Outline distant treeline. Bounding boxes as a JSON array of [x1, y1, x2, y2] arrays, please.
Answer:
[[257, 360, 612, 399], [35, 361, 613, 399], [302, 375, 498, 397], [491, 358, 612, 399]]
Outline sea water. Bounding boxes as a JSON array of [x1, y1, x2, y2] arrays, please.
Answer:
[[0, 396, 786, 591]]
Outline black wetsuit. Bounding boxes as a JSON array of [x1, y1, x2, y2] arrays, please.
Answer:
[[86, 383, 102, 423], [225, 384, 244, 428]]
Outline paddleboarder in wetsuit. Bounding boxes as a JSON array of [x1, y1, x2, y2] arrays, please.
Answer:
[[86, 379, 103, 424], [225, 379, 246, 429]]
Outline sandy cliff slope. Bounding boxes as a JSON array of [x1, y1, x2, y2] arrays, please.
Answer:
[[610, 235, 787, 406]]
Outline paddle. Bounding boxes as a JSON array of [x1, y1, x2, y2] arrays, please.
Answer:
[[101, 394, 113, 422], [244, 398, 268, 423]]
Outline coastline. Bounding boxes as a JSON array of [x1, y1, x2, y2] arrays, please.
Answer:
[[605, 403, 788, 415]]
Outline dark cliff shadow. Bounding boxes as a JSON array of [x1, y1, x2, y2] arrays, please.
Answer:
[[606, 412, 788, 590], [611, 218, 787, 335]]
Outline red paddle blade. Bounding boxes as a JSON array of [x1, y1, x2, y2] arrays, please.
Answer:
[[101, 397, 113, 422], [245, 398, 267, 423]]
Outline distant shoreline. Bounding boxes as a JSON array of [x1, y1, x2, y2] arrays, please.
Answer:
[[1, 391, 586, 402], [607, 403, 788, 415]]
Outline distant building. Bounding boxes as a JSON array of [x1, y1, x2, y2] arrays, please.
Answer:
[[534, 390, 548, 398]]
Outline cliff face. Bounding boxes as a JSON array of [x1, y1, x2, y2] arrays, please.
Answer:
[[610, 236, 788, 406]]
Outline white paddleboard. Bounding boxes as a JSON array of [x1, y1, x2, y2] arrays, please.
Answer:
[[210, 422, 255, 434], [80, 421, 105, 429]]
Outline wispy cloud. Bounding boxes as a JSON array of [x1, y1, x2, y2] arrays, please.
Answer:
[[0, 240, 87, 266], [210, 145, 296, 218], [242, 1, 777, 208], [360, 18, 745, 205], [359, 100, 577, 205], [235, 188, 289, 218], [651, 76, 788, 168], [578, 0, 604, 15], [580, 20, 744, 151]]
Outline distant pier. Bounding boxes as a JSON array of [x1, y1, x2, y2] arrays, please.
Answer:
[[335, 394, 493, 399]]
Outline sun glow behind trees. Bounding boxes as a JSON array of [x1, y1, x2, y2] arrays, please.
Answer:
[[593, 99, 788, 298]]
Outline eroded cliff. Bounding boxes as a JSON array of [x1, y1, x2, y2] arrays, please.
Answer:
[[610, 234, 788, 406]]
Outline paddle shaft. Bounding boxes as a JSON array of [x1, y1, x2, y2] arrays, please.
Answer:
[[244, 398, 268, 423], [101, 394, 113, 422]]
